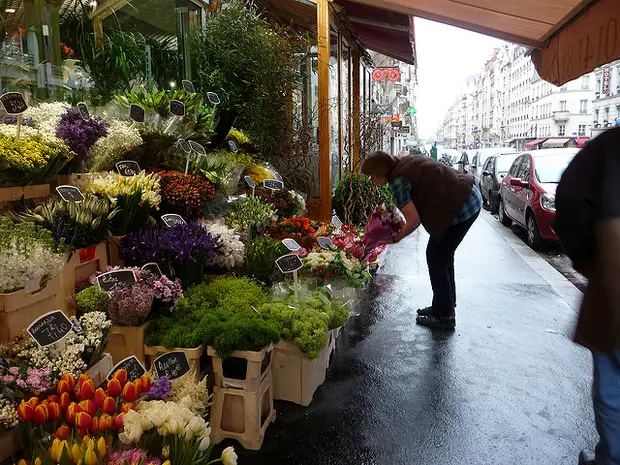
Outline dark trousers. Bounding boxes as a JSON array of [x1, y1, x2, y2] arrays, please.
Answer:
[[426, 211, 479, 318], [593, 350, 620, 465]]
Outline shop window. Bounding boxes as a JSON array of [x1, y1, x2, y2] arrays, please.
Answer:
[[578, 124, 586, 136]]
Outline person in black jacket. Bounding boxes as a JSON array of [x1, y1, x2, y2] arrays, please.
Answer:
[[555, 127, 620, 465]]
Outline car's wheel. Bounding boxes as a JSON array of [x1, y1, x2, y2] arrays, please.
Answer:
[[526, 213, 544, 250], [498, 198, 512, 226]]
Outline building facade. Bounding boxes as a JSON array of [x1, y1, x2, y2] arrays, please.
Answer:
[[591, 59, 620, 138]]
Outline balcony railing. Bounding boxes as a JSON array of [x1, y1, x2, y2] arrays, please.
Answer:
[[553, 110, 570, 122]]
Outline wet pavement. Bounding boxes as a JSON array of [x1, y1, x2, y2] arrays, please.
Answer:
[[231, 211, 596, 465]]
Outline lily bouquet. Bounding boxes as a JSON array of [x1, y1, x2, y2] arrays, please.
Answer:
[[362, 203, 404, 249]]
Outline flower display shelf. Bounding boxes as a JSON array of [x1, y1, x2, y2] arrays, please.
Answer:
[[210, 364, 276, 451], [145, 345, 204, 380], [85, 353, 113, 387], [106, 235, 125, 267], [106, 323, 148, 366], [272, 338, 330, 407], [208, 344, 273, 391], [0, 184, 50, 204], [0, 423, 25, 462], [0, 275, 62, 343], [61, 242, 108, 313]]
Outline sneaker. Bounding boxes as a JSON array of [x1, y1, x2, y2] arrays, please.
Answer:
[[416, 306, 432, 316], [416, 315, 456, 329], [578, 449, 596, 465]]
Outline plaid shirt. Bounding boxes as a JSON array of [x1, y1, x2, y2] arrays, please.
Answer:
[[389, 176, 482, 225]]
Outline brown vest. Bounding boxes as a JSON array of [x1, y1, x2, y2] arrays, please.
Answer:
[[390, 156, 474, 238]]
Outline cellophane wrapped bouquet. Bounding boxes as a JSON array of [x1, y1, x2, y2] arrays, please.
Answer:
[[362, 203, 404, 250]]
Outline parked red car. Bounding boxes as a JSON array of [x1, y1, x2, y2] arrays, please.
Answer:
[[498, 149, 579, 249]]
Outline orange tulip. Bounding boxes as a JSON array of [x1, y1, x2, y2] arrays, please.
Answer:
[[47, 395, 58, 403], [122, 381, 139, 402], [91, 416, 100, 435], [17, 401, 35, 422], [107, 378, 122, 398], [102, 396, 116, 415], [79, 400, 96, 417], [113, 369, 128, 387], [57, 379, 71, 396], [75, 412, 93, 430], [99, 413, 113, 431], [59, 392, 71, 411], [78, 374, 90, 388], [139, 374, 152, 393], [66, 403, 82, 424], [55, 423, 71, 440], [61, 374, 75, 390], [78, 379, 95, 401], [33, 404, 49, 425], [112, 413, 124, 431], [93, 388, 106, 409], [27, 397, 39, 408], [121, 402, 135, 413], [48, 402, 62, 422]]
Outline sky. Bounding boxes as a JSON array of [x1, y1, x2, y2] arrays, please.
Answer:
[[414, 18, 506, 140]]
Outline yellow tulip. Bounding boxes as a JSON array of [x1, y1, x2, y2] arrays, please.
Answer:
[[162, 461, 171, 465], [51, 438, 62, 461], [35, 457, 42, 465], [84, 446, 97, 465], [71, 443, 82, 464], [96, 437, 106, 457], [18, 459, 27, 465]]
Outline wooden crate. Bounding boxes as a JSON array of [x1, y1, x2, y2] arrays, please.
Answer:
[[106, 236, 124, 267], [210, 366, 276, 451], [60, 242, 108, 313], [85, 353, 113, 387], [208, 344, 272, 391], [0, 184, 50, 204], [0, 275, 62, 343], [145, 345, 204, 380], [56, 173, 94, 191], [272, 338, 329, 407], [106, 323, 148, 366]]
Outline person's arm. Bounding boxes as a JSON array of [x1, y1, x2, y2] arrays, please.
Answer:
[[392, 201, 421, 243]]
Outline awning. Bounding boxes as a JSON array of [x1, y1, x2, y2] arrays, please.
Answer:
[[524, 138, 547, 149], [576, 137, 590, 148], [542, 138, 570, 148]]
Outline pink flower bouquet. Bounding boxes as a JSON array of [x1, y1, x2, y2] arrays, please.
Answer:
[[362, 203, 404, 249]]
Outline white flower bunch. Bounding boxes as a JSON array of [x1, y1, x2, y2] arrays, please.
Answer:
[[88, 119, 143, 172], [200, 219, 245, 270], [170, 376, 210, 416], [0, 124, 68, 150], [24, 102, 68, 134], [341, 253, 363, 272], [289, 190, 306, 217], [305, 251, 338, 268], [0, 395, 18, 429]]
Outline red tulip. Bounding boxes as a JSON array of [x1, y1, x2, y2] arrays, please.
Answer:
[[58, 392, 71, 411], [122, 381, 139, 402], [91, 416, 100, 435], [78, 374, 90, 388], [27, 397, 39, 408], [48, 402, 62, 422], [107, 378, 122, 398], [102, 397, 116, 415], [55, 423, 71, 440], [78, 379, 95, 401], [56, 379, 71, 396], [112, 413, 124, 431], [66, 403, 82, 424], [79, 399, 96, 417], [139, 374, 152, 393], [93, 388, 106, 409], [17, 401, 35, 422], [75, 412, 93, 430], [47, 395, 58, 403], [61, 374, 75, 390], [33, 405, 49, 425], [99, 413, 113, 431], [77, 428, 88, 437], [112, 369, 128, 387]]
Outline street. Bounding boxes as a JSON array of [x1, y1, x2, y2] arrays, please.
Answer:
[[230, 211, 596, 465]]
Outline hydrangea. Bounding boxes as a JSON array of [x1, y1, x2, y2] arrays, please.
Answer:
[[88, 119, 143, 172]]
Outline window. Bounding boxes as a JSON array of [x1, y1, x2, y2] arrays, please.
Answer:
[[518, 157, 531, 182], [595, 109, 600, 122], [580, 100, 588, 114], [509, 156, 523, 177], [597, 78, 602, 92], [581, 76, 590, 90], [605, 107, 610, 121], [558, 125, 566, 136], [578, 124, 587, 136], [560, 101, 567, 111]]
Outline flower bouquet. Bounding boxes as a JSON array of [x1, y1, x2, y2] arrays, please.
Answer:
[[362, 203, 404, 249], [88, 119, 143, 172], [55, 108, 109, 172], [225, 196, 275, 237], [200, 219, 245, 271], [303, 250, 370, 288], [150, 170, 216, 221], [255, 188, 305, 218]]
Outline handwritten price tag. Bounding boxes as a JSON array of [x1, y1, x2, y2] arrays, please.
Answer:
[[27, 311, 73, 347]]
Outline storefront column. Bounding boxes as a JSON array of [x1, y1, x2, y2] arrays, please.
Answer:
[[352, 49, 361, 172], [317, 0, 331, 220]]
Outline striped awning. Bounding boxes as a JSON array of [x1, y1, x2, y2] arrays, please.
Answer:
[[542, 138, 570, 148]]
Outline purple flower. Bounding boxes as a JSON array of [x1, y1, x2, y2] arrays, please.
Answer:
[[7, 367, 19, 376], [147, 376, 171, 400], [55, 107, 108, 163], [108, 283, 155, 326], [0, 115, 35, 127]]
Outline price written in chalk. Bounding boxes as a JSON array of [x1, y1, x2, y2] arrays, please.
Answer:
[[282, 238, 301, 251], [116, 160, 141, 176], [317, 237, 334, 250], [161, 214, 186, 228], [96, 269, 137, 293], [263, 179, 284, 190], [130, 104, 145, 123], [169, 100, 186, 117], [331, 215, 343, 229], [244, 176, 256, 189], [141, 262, 163, 280], [0, 92, 27, 115], [181, 80, 196, 94], [56, 185, 85, 202], [177, 139, 191, 153], [27, 310, 73, 347], [77, 102, 90, 121], [274, 171, 283, 182], [153, 351, 191, 380], [275, 254, 303, 273], [188, 140, 206, 156], [107, 356, 146, 382], [206, 92, 221, 105]]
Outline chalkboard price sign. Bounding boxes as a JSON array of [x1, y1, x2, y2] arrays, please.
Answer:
[[244, 176, 256, 189], [56, 185, 85, 202], [188, 140, 206, 155], [141, 262, 163, 280], [161, 214, 186, 228], [206, 92, 221, 105], [130, 104, 145, 123], [169, 100, 186, 117], [0, 92, 27, 115], [96, 269, 137, 293], [153, 351, 191, 380], [27, 310, 73, 347], [281, 238, 300, 251], [107, 356, 146, 382], [177, 138, 191, 153], [275, 254, 303, 273], [181, 80, 196, 94], [228, 140, 239, 152], [317, 237, 334, 250], [331, 215, 343, 229], [274, 171, 283, 182], [77, 102, 90, 121], [116, 160, 141, 176], [263, 179, 284, 190]]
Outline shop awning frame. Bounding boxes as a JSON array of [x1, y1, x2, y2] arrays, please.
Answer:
[[524, 138, 548, 149], [542, 138, 570, 148]]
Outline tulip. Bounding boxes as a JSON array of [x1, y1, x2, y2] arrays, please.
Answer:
[[75, 412, 93, 431], [84, 445, 97, 465], [71, 443, 82, 463], [113, 369, 128, 387], [55, 423, 71, 441], [78, 374, 90, 388], [78, 379, 95, 401], [76, 428, 88, 438], [221, 446, 238, 465], [27, 397, 39, 408], [96, 437, 106, 457], [107, 378, 122, 398], [66, 403, 82, 424], [48, 402, 62, 422], [93, 388, 106, 409], [102, 396, 116, 415], [112, 413, 124, 431], [99, 413, 113, 431], [138, 373, 152, 393], [61, 373, 76, 390], [51, 438, 62, 461], [18, 459, 27, 465], [59, 392, 71, 411], [162, 461, 171, 465], [57, 379, 71, 396], [91, 416, 100, 435], [122, 381, 139, 402], [121, 403, 135, 413], [17, 401, 35, 422], [35, 457, 42, 465], [47, 395, 58, 403], [79, 400, 96, 417], [33, 404, 49, 425]]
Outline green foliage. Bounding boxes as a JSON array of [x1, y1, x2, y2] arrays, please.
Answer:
[[225, 196, 275, 232], [333, 173, 392, 226], [114, 88, 201, 118], [75, 286, 110, 314], [122, 129, 180, 170], [244, 237, 287, 286]]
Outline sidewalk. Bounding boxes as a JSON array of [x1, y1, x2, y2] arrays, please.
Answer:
[[234, 211, 596, 465]]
